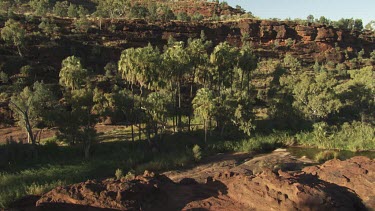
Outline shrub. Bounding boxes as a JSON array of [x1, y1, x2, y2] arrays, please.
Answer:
[[67, 3, 79, 18], [38, 18, 59, 35], [73, 17, 90, 33], [53, 1, 68, 17], [26, 182, 51, 195], [115, 168, 123, 180], [192, 145, 202, 161], [125, 171, 135, 180], [285, 38, 294, 48], [191, 12, 204, 21], [315, 151, 339, 163], [177, 12, 191, 21], [296, 121, 375, 151], [0, 71, 8, 83]]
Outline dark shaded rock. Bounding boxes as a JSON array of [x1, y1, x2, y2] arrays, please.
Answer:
[[316, 27, 337, 42], [304, 156, 375, 209]]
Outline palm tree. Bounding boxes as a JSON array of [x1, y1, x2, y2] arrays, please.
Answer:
[[59, 56, 88, 90], [192, 88, 216, 142]]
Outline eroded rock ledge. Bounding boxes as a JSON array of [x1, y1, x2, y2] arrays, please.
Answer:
[[35, 156, 373, 211]]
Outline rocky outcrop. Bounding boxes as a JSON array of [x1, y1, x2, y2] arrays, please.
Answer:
[[215, 170, 364, 211], [90, 19, 374, 65], [36, 157, 371, 211], [304, 156, 375, 209], [1, 17, 374, 77]]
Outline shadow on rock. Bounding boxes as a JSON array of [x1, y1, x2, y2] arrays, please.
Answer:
[[34, 171, 229, 211]]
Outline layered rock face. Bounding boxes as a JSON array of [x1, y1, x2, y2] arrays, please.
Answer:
[[89, 18, 375, 65], [107, 19, 375, 51], [35, 156, 374, 211], [1, 17, 374, 76]]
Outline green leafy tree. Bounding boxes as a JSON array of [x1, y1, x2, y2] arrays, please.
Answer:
[[59, 56, 88, 90], [281, 72, 342, 121], [67, 3, 79, 18], [147, 2, 158, 22], [57, 88, 97, 159], [192, 88, 216, 142], [110, 89, 136, 140], [77, 5, 89, 18], [334, 18, 363, 31], [118, 44, 161, 139], [210, 42, 238, 92], [1, 19, 26, 57], [307, 14, 314, 23], [283, 53, 301, 73], [370, 50, 375, 62], [365, 20, 375, 31], [144, 91, 172, 142], [73, 17, 91, 33], [38, 17, 59, 35], [129, 3, 149, 19], [157, 5, 175, 22], [0, 71, 9, 83], [0, 0, 14, 12], [191, 12, 204, 21], [177, 12, 191, 21], [162, 40, 191, 130], [95, 0, 129, 19], [53, 1, 69, 17], [336, 66, 375, 122], [119, 44, 161, 90], [237, 42, 257, 92], [318, 16, 331, 25], [9, 81, 56, 145], [186, 32, 212, 87], [29, 0, 50, 16]]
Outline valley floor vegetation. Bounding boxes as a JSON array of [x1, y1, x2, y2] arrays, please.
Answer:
[[0, 34, 374, 207], [0, 2, 374, 207]]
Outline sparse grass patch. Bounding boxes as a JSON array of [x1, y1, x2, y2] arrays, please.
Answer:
[[314, 150, 340, 163]]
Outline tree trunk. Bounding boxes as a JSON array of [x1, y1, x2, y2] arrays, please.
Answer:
[[220, 123, 225, 138], [131, 84, 135, 142], [204, 119, 207, 143], [172, 90, 176, 133], [38, 129, 43, 144], [178, 81, 182, 132], [188, 115, 191, 132], [240, 69, 244, 92], [17, 45, 23, 57], [247, 71, 250, 93], [131, 124, 134, 142], [24, 113, 36, 145], [139, 86, 143, 141], [209, 118, 212, 137], [84, 143, 90, 159]]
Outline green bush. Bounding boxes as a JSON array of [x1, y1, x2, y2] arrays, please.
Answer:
[[177, 12, 191, 21], [115, 168, 123, 180], [192, 145, 202, 161], [296, 121, 375, 151], [315, 150, 339, 163], [191, 12, 204, 21], [53, 1, 68, 17]]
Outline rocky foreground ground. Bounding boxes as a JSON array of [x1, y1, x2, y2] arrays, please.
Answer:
[[9, 151, 375, 210]]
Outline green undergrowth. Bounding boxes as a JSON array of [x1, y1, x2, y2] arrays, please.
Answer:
[[296, 121, 375, 151], [1, 122, 374, 208]]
